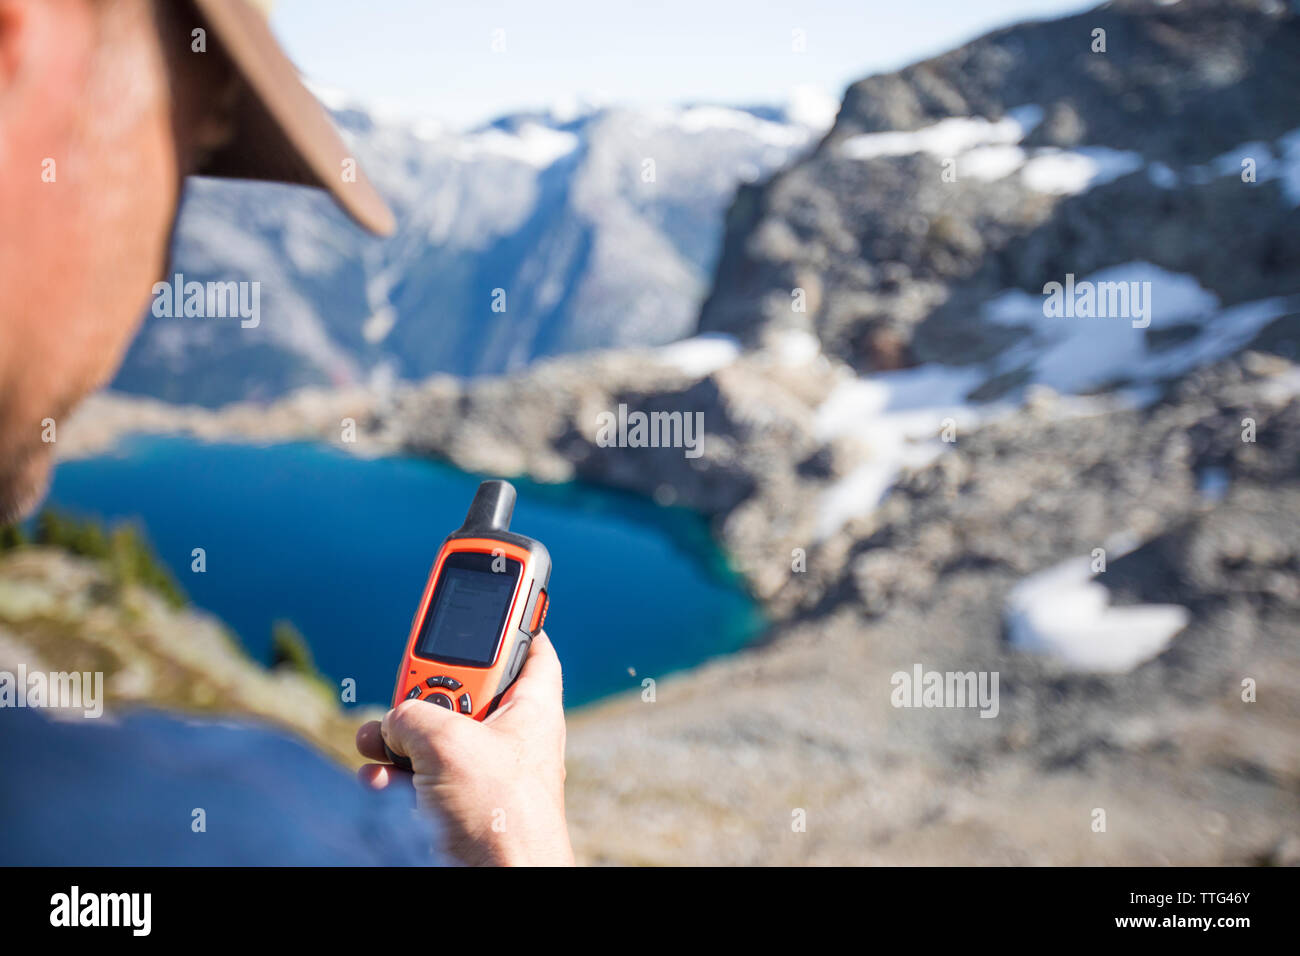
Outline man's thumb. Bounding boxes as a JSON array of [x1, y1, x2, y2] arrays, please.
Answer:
[[381, 697, 461, 768]]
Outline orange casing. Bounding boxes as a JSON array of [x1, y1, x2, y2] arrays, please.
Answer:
[[388, 537, 550, 724]]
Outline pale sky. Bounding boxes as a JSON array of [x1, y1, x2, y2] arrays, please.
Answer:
[[271, 0, 1096, 128]]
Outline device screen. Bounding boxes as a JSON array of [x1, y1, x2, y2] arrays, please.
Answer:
[[414, 551, 521, 667]]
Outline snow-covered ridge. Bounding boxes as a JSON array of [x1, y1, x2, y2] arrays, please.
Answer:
[[448, 123, 582, 168], [651, 105, 813, 148], [840, 104, 1145, 197], [308, 77, 827, 143], [842, 110, 1300, 202], [137, 82, 833, 404]]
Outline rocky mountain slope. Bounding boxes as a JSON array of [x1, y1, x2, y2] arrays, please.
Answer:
[[700, 0, 1300, 389], [112, 100, 826, 405], [36, 0, 1300, 864]]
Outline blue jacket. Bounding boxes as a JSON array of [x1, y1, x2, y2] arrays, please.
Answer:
[[0, 708, 442, 865]]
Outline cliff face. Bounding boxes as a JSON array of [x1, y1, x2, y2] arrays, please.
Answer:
[[699, 0, 1300, 379]]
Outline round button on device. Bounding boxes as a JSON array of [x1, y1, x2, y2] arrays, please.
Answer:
[[424, 692, 454, 709]]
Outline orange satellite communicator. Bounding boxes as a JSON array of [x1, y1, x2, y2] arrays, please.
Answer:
[[384, 480, 551, 769]]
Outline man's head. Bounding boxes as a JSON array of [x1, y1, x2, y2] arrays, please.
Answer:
[[0, 0, 390, 523], [0, 0, 211, 520]]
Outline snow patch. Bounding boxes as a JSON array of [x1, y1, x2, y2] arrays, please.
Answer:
[[1135, 127, 1300, 202], [767, 328, 823, 366], [841, 108, 1040, 160], [979, 263, 1293, 394], [960, 145, 1028, 182], [1019, 147, 1144, 195], [840, 107, 1145, 196], [1005, 552, 1190, 673], [812, 364, 991, 539], [656, 334, 741, 377]]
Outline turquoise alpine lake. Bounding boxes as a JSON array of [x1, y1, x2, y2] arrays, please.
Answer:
[[42, 436, 765, 708]]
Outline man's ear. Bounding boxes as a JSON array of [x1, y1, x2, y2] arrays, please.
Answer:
[[0, 0, 28, 94], [0, 0, 97, 110]]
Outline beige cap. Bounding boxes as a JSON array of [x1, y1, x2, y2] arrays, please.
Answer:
[[188, 0, 396, 236]]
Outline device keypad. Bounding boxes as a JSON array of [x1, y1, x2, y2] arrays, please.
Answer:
[[425, 675, 463, 690]]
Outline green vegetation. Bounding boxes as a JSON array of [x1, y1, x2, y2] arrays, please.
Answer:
[[1, 509, 187, 609], [270, 618, 334, 701], [271, 619, 316, 674], [0, 523, 25, 551]]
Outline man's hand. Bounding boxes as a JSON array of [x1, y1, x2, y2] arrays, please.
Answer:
[[355, 631, 574, 866]]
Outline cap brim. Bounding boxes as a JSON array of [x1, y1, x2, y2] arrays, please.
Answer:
[[188, 0, 396, 237]]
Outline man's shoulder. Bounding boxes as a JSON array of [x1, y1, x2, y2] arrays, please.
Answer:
[[0, 707, 443, 866]]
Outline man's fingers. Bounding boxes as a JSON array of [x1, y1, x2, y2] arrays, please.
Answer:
[[357, 762, 412, 792], [355, 720, 389, 762], [519, 629, 563, 694]]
